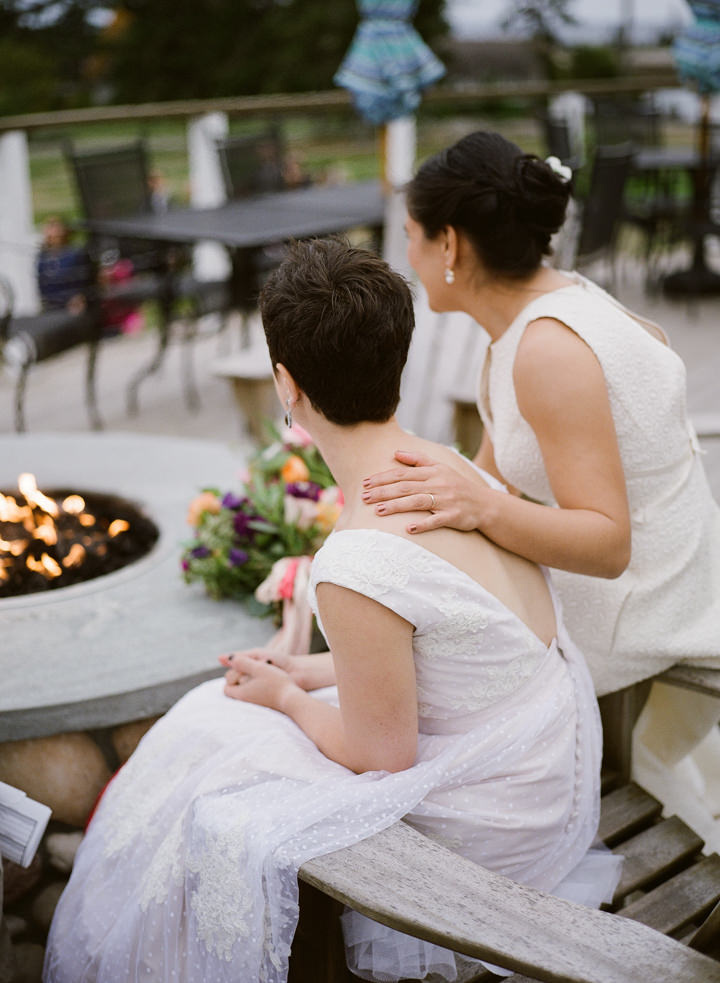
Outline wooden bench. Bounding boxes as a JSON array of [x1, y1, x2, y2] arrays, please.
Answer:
[[288, 678, 720, 983], [293, 780, 720, 983]]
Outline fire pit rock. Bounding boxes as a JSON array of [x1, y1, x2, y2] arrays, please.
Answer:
[[0, 432, 275, 744]]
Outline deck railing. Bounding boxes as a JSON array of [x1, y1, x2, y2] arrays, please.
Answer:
[[0, 74, 680, 313]]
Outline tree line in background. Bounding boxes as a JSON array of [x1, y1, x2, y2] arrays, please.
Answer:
[[0, 0, 449, 116]]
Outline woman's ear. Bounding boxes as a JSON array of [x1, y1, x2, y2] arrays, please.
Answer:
[[274, 363, 300, 405], [443, 226, 459, 269]]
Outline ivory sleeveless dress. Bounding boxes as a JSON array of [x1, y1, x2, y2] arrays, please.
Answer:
[[478, 271, 720, 696], [44, 522, 619, 983]]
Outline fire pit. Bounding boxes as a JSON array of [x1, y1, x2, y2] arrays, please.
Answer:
[[0, 475, 159, 598], [0, 433, 275, 742]]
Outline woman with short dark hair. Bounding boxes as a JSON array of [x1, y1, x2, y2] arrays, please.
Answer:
[[44, 238, 619, 983]]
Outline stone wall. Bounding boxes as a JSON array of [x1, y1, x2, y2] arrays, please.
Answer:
[[0, 716, 158, 982]]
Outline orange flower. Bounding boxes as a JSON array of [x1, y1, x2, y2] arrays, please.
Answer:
[[280, 455, 310, 483], [186, 491, 221, 526]]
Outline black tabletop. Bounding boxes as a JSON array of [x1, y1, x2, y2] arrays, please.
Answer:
[[83, 179, 385, 249]]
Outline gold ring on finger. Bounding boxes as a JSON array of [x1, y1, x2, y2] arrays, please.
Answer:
[[428, 493, 436, 511]]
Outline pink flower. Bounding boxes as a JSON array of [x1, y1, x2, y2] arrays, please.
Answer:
[[282, 423, 314, 447], [319, 486, 344, 507], [255, 556, 300, 604], [284, 494, 317, 531]]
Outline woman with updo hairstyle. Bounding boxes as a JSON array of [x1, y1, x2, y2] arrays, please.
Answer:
[[364, 130, 720, 838]]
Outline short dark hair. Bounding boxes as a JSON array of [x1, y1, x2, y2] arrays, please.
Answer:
[[406, 130, 571, 278], [259, 238, 414, 426]]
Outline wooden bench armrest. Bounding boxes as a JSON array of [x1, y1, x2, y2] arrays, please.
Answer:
[[299, 820, 720, 983], [657, 665, 720, 699]]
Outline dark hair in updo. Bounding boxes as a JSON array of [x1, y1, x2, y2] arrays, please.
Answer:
[[406, 130, 571, 279]]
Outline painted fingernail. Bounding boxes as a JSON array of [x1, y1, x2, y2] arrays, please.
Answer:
[[266, 659, 272, 664], [361, 492, 370, 501], [408, 525, 417, 533], [362, 478, 370, 486], [376, 506, 386, 514], [227, 654, 234, 661]]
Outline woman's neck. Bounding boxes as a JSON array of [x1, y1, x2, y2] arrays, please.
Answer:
[[458, 266, 574, 342], [299, 414, 408, 519]]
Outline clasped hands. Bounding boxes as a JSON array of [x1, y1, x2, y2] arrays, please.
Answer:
[[361, 450, 488, 533], [219, 649, 334, 710]]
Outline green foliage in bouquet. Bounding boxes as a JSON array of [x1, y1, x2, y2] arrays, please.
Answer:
[[181, 422, 342, 615]]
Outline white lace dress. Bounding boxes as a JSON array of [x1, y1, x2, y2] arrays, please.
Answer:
[[44, 527, 620, 983], [479, 271, 720, 696]]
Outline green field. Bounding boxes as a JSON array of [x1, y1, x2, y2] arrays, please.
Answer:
[[26, 111, 549, 227], [26, 108, 695, 231]]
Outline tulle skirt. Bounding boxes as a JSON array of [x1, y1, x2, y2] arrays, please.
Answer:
[[44, 630, 620, 983]]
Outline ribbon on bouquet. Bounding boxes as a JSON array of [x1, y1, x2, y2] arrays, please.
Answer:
[[255, 556, 315, 656]]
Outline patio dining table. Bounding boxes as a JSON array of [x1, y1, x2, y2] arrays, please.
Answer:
[[83, 179, 385, 250], [83, 179, 386, 407], [632, 146, 720, 295]]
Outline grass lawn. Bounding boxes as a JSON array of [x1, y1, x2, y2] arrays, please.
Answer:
[[26, 108, 696, 230]]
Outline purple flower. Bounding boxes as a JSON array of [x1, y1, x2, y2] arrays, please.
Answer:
[[181, 558, 190, 571], [222, 491, 247, 510], [233, 511, 256, 540], [190, 545, 210, 559], [228, 548, 249, 567], [285, 481, 322, 502]]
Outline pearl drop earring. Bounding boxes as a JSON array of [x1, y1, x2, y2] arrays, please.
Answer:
[[444, 267, 455, 285]]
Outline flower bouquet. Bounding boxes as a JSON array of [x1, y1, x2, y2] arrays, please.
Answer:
[[182, 422, 342, 622]]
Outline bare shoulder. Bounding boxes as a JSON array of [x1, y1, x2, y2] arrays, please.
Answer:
[[515, 316, 596, 374], [513, 316, 605, 410]]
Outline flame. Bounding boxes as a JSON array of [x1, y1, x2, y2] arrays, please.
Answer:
[[108, 519, 129, 537], [2, 475, 135, 590], [34, 517, 58, 546], [0, 493, 30, 523], [18, 473, 59, 517], [62, 543, 86, 568], [26, 553, 62, 578], [62, 494, 85, 515]]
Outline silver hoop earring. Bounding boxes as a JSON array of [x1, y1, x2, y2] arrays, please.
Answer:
[[444, 267, 455, 285], [284, 398, 293, 430]]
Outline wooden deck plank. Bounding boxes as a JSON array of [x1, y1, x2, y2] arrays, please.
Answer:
[[597, 783, 663, 847], [612, 815, 704, 902], [619, 854, 720, 935]]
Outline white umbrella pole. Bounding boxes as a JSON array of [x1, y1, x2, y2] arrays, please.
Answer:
[[382, 116, 416, 277]]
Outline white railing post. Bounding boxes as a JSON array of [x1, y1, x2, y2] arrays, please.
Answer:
[[382, 115, 415, 279], [0, 130, 40, 314], [549, 91, 587, 167], [187, 112, 231, 281]]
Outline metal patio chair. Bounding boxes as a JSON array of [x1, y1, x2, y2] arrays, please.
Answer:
[[0, 274, 102, 432], [66, 140, 230, 413], [573, 144, 635, 291]]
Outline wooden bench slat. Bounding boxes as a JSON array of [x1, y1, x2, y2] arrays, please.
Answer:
[[612, 815, 704, 902], [619, 854, 720, 935], [597, 782, 663, 847], [658, 665, 720, 699], [299, 821, 720, 983]]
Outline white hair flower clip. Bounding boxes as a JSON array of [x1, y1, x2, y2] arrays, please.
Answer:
[[545, 155, 573, 183]]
